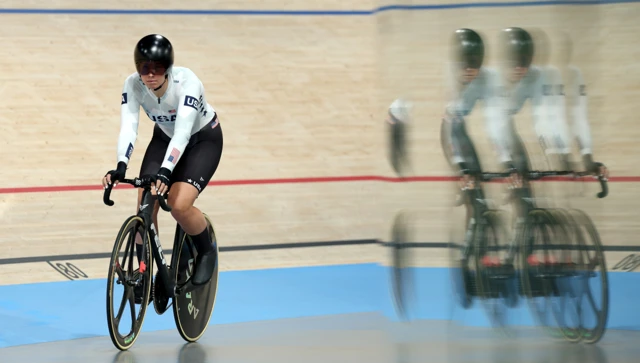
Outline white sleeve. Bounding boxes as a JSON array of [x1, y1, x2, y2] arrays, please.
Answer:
[[160, 82, 203, 172], [441, 65, 469, 165], [549, 68, 572, 154], [570, 67, 593, 155], [117, 76, 140, 164], [531, 70, 571, 155], [441, 114, 463, 164], [483, 71, 513, 163], [388, 98, 412, 123]]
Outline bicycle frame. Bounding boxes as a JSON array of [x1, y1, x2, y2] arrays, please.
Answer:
[[457, 181, 489, 259], [457, 172, 511, 260], [459, 170, 608, 263], [104, 177, 199, 299], [137, 186, 177, 297]]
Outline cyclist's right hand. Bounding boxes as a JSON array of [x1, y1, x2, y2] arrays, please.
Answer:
[[503, 162, 522, 189], [102, 161, 127, 189]]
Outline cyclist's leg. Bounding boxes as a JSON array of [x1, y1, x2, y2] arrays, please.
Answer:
[[503, 121, 534, 260], [507, 121, 531, 182], [135, 125, 169, 263], [454, 120, 484, 184], [129, 126, 170, 304], [441, 116, 484, 175], [507, 122, 534, 211], [167, 119, 223, 285], [454, 120, 486, 255], [441, 116, 484, 247], [440, 117, 457, 173]]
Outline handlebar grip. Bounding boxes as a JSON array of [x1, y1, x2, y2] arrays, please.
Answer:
[[103, 185, 115, 206], [158, 193, 172, 212], [597, 176, 608, 199]]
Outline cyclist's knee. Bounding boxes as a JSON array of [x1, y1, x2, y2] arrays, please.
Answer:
[[167, 183, 199, 218], [169, 197, 194, 220]]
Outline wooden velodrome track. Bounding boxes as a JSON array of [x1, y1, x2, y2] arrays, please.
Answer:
[[0, 0, 638, 287]]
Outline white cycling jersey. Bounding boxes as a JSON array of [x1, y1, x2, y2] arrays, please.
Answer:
[[443, 66, 512, 164], [117, 66, 217, 172], [504, 65, 572, 156], [564, 65, 593, 156], [442, 62, 594, 166]]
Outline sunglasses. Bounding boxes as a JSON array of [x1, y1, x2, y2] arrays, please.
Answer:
[[137, 61, 167, 76]]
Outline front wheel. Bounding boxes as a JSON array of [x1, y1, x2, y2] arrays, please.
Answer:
[[106, 215, 153, 351], [519, 208, 580, 343], [172, 214, 219, 342], [566, 209, 609, 344], [389, 210, 414, 321]]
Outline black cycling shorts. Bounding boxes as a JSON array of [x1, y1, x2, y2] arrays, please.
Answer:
[[139, 116, 223, 194]]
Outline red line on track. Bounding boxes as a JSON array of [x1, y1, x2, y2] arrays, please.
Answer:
[[0, 175, 636, 195]]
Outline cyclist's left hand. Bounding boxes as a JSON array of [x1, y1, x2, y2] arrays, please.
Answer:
[[593, 162, 609, 179], [583, 154, 609, 179]]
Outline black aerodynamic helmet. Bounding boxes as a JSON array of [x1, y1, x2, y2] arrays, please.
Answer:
[[451, 28, 485, 69], [500, 27, 534, 68], [134, 34, 174, 75]]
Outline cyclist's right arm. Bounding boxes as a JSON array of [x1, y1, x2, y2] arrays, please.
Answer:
[[116, 74, 141, 169]]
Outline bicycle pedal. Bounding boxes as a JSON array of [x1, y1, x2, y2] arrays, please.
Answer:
[[176, 279, 198, 296]]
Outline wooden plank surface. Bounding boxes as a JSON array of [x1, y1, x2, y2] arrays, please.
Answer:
[[0, 1, 638, 285]]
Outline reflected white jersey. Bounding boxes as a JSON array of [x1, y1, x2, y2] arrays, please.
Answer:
[[564, 65, 593, 155], [443, 66, 512, 164], [505, 65, 572, 156]]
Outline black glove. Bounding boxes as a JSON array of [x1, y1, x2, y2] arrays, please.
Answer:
[[503, 161, 517, 175], [457, 162, 472, 176], [106, 161, 128, 184], [155, 167, 172, 190], [583, 154, 604, 175], [503, 161, 524, 188]]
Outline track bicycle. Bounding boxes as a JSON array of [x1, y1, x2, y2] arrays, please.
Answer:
[[449, 168, 608, 342], [102, 176, 219, 350], [519, 198, 610, 344]]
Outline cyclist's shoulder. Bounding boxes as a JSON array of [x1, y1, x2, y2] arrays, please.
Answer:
[[171, 67, 202, 84], [478, 67, 505, 94], [123, 72, 146, 92]]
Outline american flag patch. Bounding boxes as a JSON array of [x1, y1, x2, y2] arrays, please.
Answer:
[[125, 143, 134, 159], [168, 148, 180, 164]]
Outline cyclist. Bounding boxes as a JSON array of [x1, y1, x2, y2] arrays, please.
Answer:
[[497, 27, 608, 189], [101, 34, 223, 302], [439, 28, 512, 185], [387, 28, 512, 308], [556, 30, 609, 179], [388, 28, 512, 183]]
